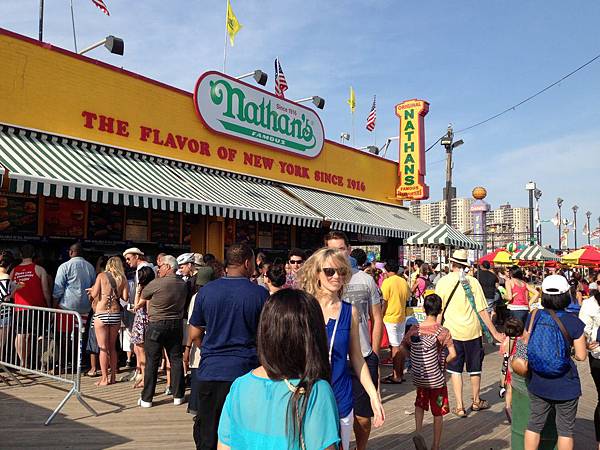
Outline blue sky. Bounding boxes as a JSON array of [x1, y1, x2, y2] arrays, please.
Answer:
[[3, 0, 599, 248]]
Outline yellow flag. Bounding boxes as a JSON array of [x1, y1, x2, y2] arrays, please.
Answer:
[[347, 86, 356, 113], [226, 0, 242, 47]]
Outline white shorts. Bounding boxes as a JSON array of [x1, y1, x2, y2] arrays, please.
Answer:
[[384, 320, 407, 347], [340, 410, 354, 450], [119, 327, 132, 351]]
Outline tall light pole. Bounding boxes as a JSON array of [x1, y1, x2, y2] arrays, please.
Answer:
[[440, 124, 463, 226], [557, 198, 564, 251], [534, 189, 542, 244], [586, 211, 592, 245], [572, 205, 579, 248], [525, 182, 536, 244]]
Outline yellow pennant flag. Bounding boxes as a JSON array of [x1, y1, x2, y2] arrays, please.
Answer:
[[347, 86, 356, 113], [226, 0, 242, 46]]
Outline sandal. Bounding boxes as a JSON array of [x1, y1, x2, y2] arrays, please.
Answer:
[[471, 399, 490, 411], [380, 375, 403, 384], [86, 370, 99, 377], [452, 407, 467, 418]]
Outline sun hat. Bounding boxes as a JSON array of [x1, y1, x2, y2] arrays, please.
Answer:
[[589, 282, 598, 290], [177, 253, 195, 265], [541, 274, 570, 295], [123, 247, 144, 257], [193, 253, 205, 266], [448, 249, 469, 267]]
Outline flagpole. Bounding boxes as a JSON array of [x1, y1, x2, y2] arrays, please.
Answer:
[[38, 0, 44, 41], [70, 0, 78, 53], [223, 0, 228, 73], [352, 112, 355, 147]]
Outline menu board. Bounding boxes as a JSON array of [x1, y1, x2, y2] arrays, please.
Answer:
[[44, 198, 85, 238], [87, 203, 124, 241], [235, 220, 257, 247], [151, 210, 181, 244], [224, 218, 235, 247], [125, 207, 149, 242], [182, 214, 193, 246], [0, 194, 38, 235], [257, 222, 273, 249], [272, 224, 291, 250]]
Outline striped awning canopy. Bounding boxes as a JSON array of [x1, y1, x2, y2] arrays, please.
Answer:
[[513, 245, 559, 262], [282, 185, 429, 238], [405, 223, 482, 249], [0, 126, 321, 227]]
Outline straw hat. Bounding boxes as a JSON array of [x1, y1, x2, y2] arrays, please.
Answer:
[[448, 249, 469, 267]]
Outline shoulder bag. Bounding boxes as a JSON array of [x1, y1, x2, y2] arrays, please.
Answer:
[[511, 308, 538, 377], [440, 281, 460, 325]]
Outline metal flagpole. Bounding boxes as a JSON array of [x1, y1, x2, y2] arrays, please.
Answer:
[[223, 0, 228, 73], [352, 112, 355, 147], [70, 0, 78, 53], [38, 0, 44, 41]]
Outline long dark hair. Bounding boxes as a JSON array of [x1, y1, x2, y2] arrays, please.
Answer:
[[257, 289, 330, 448], [137, 266, 155, 288]]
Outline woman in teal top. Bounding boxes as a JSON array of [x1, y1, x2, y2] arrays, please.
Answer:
[[217, 289, 340, 450]]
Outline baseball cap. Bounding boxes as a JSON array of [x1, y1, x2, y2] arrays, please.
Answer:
[[177, 253, 195, 265], [541, 275, 570, 295], [589, 282, 598, 291]]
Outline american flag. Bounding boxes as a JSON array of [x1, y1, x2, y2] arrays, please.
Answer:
[[366, 95, 376, 131], [274, 58, 288, 98], [91, 0, 110, 16]]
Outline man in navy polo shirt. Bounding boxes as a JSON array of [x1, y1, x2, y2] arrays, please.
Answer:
[[189, 243, 269, 450]]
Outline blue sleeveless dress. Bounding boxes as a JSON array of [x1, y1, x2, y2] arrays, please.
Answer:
[[326, 301, 353, 418]]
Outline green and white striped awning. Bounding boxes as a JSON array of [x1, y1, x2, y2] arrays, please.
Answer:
[[0, 126, 322, 227], [283, 185, 428, 238], [405, 223, 482, 249], [513, 245, 559, 261]]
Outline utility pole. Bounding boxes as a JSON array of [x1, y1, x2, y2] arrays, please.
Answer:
[[440, 125, 463, 227], [586, 211, 592, 245], [525, 182, 536, 244], [534, 188, 542, 244], [557, 198, 563, 251]]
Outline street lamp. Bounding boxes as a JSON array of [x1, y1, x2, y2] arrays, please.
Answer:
[[78, 35, 124, 56], [358, 145, 380, 155], [441, 124, 464, 226], [586, 211, 592, 245], [525, 182, 536, 244], [557, 197, 563, 251], [534, 189, 542, 244], [572, 205, 579, 248], [235, 70, 268, 86], [340, 132, 350, 144], [294, 96, 325, 109]]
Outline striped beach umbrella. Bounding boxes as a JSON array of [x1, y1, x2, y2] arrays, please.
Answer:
[[405, 223, 481, 249], [561, 245, 600, 266], [478, 248, 513, 265], [513, 245, 559, 262]]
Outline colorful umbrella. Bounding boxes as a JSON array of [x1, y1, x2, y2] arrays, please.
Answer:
[[478, 248, 514, 265], [561, 245, 600, 266]]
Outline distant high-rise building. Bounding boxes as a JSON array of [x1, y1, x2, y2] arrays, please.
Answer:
[[409, 198, 473, 233]]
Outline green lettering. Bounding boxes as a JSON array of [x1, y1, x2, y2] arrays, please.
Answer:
[[210, 79, 245, 119], [404, 109, 414, 120], [404, 120, 414, 131], [404, 142, 415, 152], [404, 165, 415, 175], [405, 175, 415, 185], [404, 154, 415, 164]]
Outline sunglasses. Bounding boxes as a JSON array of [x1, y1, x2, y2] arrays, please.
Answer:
[[289, 259, 304, 265], [322, 267, 348, 278]]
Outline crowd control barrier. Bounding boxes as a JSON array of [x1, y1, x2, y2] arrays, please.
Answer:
[[0, 302, 97, 425]]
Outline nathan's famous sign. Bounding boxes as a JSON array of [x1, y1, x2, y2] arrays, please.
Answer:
[[395, 99, 430, 200], [194, 71, 325, 158]]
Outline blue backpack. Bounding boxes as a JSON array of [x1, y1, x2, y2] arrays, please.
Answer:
[[527, 309, 573, 378]]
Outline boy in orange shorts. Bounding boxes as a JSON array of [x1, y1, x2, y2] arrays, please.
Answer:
[[401, 294, 456, 450]]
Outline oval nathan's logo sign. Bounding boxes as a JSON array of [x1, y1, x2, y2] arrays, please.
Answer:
[[194, 71, 324, 158]]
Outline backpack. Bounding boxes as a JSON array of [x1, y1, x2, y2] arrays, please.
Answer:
[[409, 325, 446, 388], [527, 310, 573, 378]]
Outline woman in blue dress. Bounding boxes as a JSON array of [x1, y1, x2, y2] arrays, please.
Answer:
[[217, 289, 340, 450], [300, 247, 385, 449]]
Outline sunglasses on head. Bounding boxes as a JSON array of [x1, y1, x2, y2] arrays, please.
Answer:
[[289, 259, 303, 265], [322, 267, 347, 277]]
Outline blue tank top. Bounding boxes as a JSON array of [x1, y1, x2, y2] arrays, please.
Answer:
[[326, 301, 353, 418]]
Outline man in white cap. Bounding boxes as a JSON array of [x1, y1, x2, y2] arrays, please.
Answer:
[[123, 247, 154, 283], [435, 249, 505, 418]]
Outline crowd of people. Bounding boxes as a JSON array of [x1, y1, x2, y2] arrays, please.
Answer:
[[1, 238, 600, 449]]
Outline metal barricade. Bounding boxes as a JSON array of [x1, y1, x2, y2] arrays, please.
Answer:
[[0, 302, 97, 425]]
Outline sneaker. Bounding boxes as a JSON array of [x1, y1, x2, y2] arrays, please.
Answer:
[[173, 397, 185, 406], [125, 360, 133, 369], [138, 398, 152, 408], [499, 387, 506, 399], [164, 386, 172, 395]]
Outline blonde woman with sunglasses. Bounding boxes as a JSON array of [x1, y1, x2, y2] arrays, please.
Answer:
[[299, 248, 385, 449]]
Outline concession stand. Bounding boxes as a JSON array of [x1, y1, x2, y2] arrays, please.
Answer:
[[0, 28, 429, 268]]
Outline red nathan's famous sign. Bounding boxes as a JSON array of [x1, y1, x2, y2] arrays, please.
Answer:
[[395, 99, 429, 201]]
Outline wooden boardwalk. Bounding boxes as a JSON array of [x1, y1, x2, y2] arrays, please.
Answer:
[[0, 348, 597, 449]]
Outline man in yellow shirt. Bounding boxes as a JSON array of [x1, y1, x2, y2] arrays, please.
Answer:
[[435, 249, 504, 417], [381, 259, 411, 384]]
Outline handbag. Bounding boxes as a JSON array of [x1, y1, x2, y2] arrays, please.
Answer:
[[511, 308, 538, 377]]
